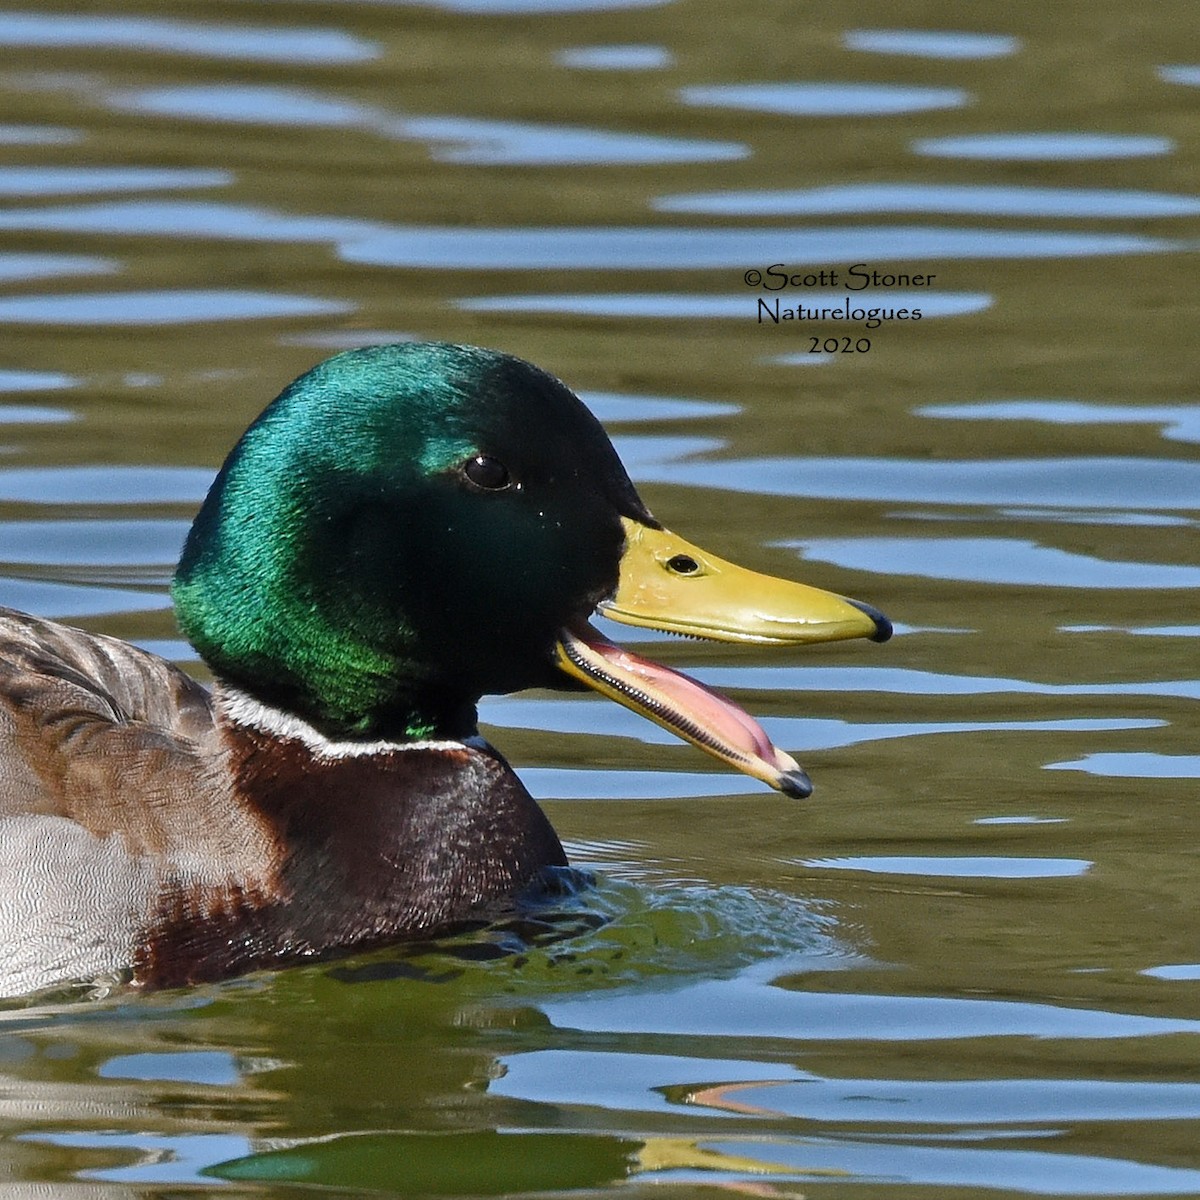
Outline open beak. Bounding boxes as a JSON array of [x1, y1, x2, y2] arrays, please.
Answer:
[[554, 517, 890, 798]]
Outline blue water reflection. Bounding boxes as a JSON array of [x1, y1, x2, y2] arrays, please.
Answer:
[[658, 183, 1200, 217], [556, 44, 672, 69], [0, 519, 187, 565], [0, 369, 77, 393], [920, 400, 1200, 444], [0, 124, 79, 144], [20, 1131, 253, 1185], [482, 692, 1159, 755], [0, 577, 167, 618], [1144, 964, 1200, 980], [915, 132, 1175, 159], [0, 166, 231, 196], [495, 1050, 1200, 1124], [0, 404, 72, 422], [461, 290, 991, 318], [0, 202, 1176, 264], [844, 29, 1020, 58], [99, 1051, 242, 1086], [791, 536, 1200, 588], [629, 453, 1200, 509], [577, 390, 738, 421], [692, 665, 1200, 702], [1159, 65, 1200, 86], [680, 81, 969, 116], [540, 965, 1200, 1039], [800, 855, 1091, 878], [1046, 754, 1200, 779], [0, 12, 378, 63], [0, 466, 211, 503], [698, 1137, 1200, 1195], [0, 290, 352, 325], [0, 253, 114, 282], [111, 84, 745, 165]]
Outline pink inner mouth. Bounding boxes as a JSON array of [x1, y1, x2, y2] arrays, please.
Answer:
[[560, 623, 812, 798]]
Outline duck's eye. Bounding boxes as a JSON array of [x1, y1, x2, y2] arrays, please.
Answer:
[[666, 554, 701, 576], [463, 455, 513, 491]]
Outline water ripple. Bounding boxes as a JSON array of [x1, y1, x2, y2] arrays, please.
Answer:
[[346, 225, 1173, 268], [1046, 753, 1200, 779], [799, 856, 1091, 879], [0, 404, 71, 423], [483, 693, 1160, 754], [0, 12, 378, 63], [657, 183, 1200, 218], [0, 202, 1176, 265], [792, 536, 1200, 589], [99, 1051, 242, 1086], [0, 519, 186, 565], [0, 166, 231, 196], [915, 132, 1175, 159], [0, 290, 352, 325], [556, 44, 672, 69], [920, 400, 1200, 445], [495, 1050, 1200, 1125], [0, 124, 79, 145], [577, 390, 738, 421], [0, 466, 210, 503], [461, 290, 990, 319], [631, 453, 1200, 509], [112, 84, 745, 165], [0, 369, 78, 395], [0, 576, 166, 618], [694, 664, 1200, 702], [844, 29, 1021, 59], [0, 253, 115, 282], [681, 81, 970, 116], [540, 966, 1200, 1040], [1159, 65, 1200, 87]]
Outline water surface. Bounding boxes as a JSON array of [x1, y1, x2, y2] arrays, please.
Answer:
[[0, 0, 1198, 1196]]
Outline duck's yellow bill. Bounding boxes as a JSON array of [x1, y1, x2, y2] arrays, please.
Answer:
[[554, 518, 890, 798], [602, 518, 890, 645]]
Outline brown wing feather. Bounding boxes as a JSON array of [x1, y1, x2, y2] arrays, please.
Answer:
[[0, 607, 226, 852]]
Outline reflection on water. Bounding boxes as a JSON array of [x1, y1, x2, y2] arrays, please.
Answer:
[[107, 82, 746, 164], [1159, 65, 1200, 86], [658, 182, 1200, 217], [844, 28, 1021, 58], [0, 252, 115, 281], [0, 200, 1178, 263], [914, 132, 1177, 159], [0, 165, 231, 195], [0, 123, 79, 144], [1, 0, 1199, 1195], [0, 12, 379, 62], [679, 81, 971, 116], [798, 854, 1091, 878], [0, 289, 353, 324], [1046, 752, 1200, 779], [793, 536, 1200, 588], [460, 289, 992, 318], [921, 399, 1200, 443], [554, 43, 673, 69]]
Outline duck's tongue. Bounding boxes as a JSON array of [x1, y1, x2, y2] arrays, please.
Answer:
[[555, 622, 812, 798]]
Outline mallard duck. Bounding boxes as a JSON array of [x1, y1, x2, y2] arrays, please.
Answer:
[[0, 343, 889, 997]]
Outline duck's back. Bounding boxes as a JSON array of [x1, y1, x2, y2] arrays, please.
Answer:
[[0, 610, 567, 996], [0, 609, 225, 995]]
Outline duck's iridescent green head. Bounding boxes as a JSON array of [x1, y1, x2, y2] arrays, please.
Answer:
[[174, 343, 648, 739], [175, 342, 890, 792]]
